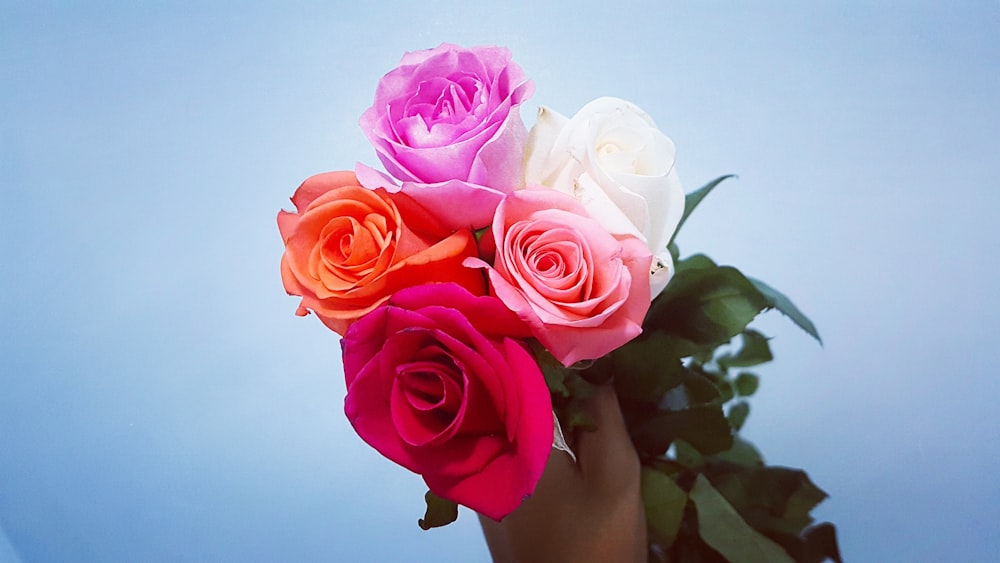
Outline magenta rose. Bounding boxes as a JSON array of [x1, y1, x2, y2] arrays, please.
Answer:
[[341, 282, 553, 521], [357, 43, 533, 230], [466, 188, 653, 366]]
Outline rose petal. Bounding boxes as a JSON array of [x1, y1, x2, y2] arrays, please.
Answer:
[[399, 179, 507, 231], [524, 105, 571, 185], [356, 163, 508, 232], [424, 337, 552, 521]]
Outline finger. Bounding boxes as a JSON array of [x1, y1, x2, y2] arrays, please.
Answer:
[[575, 385, 640, 489], [479, 448, 577, 562]]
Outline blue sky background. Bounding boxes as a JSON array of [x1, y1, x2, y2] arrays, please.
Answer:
[[2, 1, 998, 561]]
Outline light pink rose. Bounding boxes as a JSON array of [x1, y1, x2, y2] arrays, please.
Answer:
[[358, 44, 533, 230], [524, 97, 685, 299], [466, 188, 652, 366], [341, 283, 553, 521]]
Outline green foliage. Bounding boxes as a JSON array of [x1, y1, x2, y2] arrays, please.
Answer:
[[472, 225, 490, 242], [714, 436, 764, 467], [591, 332, 691, 403], [647, 265, 769, 347], [718, 330, 773, 370], [620, 177, 837, 560], [799, 523, 844, 563], [641, 467, 688, 547], [668, 241, 680, 264], [533, 343, 598, 433], [417, 490, 458, 530], [632, 404, 734, 457], [748, 277, 822, 344], [675, 253, 718, 274], [726, 401, 750, 432], [734, 372, 761, 397], [673, 440, 705, 469], [689, 475, 794, 563], [712, 467, 828, 536]]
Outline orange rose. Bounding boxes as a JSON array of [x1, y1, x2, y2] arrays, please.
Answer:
[[278, 171, 485, 335]]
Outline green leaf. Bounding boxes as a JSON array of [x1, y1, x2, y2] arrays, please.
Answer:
[[532, 344, 571, 397], [556, 371, 598, 432], [713, 435, 765, 467], [713, 467, 829, 536], [734, 372, 760, 397], [472, 225, 490, 242], [417, 490, 458, 530], [632, 404, 733, 456], [640, 467, 688, 547], [646, 266, 769, 347], [727, 401, 750, 432], [800, 523, 843, 563], [681, 370, 724, 405], [689, 475, 794, 563], [716, 378, 735, 404], [541, 365, 569, 397], [667, 241, 680, 264], [747, 277, 822, 345], [718, 330, 773, 370], [781, 479, 829, 534], [673, 439, 704, 469], [669, 174, 737, 246], [593, 332, 691, 403], [674, 253, 717, 274]]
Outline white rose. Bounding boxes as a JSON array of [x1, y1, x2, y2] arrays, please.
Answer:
[[524, 97, 685, 298]]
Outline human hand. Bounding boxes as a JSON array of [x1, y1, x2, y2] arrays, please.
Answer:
[[479, 385, 646, 563]]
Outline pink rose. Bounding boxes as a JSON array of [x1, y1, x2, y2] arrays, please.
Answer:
[[466, 188, 652, 366], [341, 283, 553, 521], [358, 44, 533, 230]]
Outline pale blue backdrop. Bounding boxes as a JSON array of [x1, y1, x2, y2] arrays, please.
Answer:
[[2, 1, 998, 561]]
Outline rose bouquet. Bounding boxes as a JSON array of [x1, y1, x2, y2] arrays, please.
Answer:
[[278, 44, 841, 561]]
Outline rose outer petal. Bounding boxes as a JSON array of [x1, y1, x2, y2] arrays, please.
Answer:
[[400, 179, 508, 231], [423, 337, 552, 521], [356, 163, 509, 232], [388, 282, 533, 340]]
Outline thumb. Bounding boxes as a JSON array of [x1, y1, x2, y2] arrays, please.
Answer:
[[575, 384, 640, 491]]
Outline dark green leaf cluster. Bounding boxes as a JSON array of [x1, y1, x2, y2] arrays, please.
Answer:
[[581, 176, 838, 562]]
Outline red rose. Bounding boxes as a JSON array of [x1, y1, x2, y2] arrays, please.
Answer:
[[341, 283, 553, 521]]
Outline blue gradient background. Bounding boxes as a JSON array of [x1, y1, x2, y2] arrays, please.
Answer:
[[2, 2, 998, 561]]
